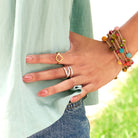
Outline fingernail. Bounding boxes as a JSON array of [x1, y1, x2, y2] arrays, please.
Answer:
[[23, 75, 33, 81], [37, 90, 48, 97], [26, 56, 33, 62]]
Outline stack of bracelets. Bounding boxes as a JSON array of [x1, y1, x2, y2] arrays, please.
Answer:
[[102, 26, 134, 75]]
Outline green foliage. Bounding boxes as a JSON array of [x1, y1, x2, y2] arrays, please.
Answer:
[[90, 67, 138, 138]]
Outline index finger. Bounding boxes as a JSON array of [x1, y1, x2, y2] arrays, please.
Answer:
[[26, 52, 75, 65]]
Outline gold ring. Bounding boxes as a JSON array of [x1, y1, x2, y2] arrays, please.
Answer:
[[56, 52, 64, 64]]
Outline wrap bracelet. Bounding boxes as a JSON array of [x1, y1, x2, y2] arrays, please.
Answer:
[[102, 26, 134, 77]]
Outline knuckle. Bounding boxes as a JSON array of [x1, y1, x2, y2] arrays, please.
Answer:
[[69, 79, 76, 87], [49, 54, 56, 62], [35, 73, 41, 81], [35, 55, 41, 62], [52, 68, 61, 78], [83, 87, 89, 94], [48, 86, 57, 94], [52, 69, 58, 76], [89, 84, 94, 91], [78, 93, 85, 100], [81, 93, 86, 98], [90, 81, 99, 91], [94, 79, 100, 86], [72, 55, 81, 64], [79, 76, 88, 84], [30, 73, 40, 81]]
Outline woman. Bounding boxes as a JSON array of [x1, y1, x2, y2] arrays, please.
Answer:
[[0, 0, 137, 137]]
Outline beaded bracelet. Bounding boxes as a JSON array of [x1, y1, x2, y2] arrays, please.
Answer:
[[102, 26, 134, 73]]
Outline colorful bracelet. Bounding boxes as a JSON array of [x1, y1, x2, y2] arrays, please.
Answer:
[[102, 26, 134, 73]]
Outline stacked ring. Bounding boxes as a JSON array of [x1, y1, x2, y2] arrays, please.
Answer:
[[68, 66, 73, 77], [63, 66, 73, 78]]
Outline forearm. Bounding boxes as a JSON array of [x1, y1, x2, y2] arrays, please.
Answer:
[[120, 11, 138, 56]]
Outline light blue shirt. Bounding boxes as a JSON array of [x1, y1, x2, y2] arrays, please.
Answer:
[[0, 0, 98, 137]]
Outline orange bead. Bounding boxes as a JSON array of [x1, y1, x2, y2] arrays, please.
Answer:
[[122, 67, 127, 72], [122, 68, 127, 72], [102, 36, 107, 42], [118, 53, 121, 56], [123, 63, 127, 66]]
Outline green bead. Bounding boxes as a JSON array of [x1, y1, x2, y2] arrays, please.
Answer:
[[111, 34, 116, 39], [122, 39, 126, 43], [120, 44, 123, 47], [111, 39, 114, 43]]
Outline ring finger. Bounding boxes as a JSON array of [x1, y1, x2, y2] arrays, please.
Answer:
[[22, 65, 79, 83], [37, 76, 89, 97]]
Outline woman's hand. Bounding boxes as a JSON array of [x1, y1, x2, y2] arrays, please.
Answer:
[[23, 32, 122, 103]]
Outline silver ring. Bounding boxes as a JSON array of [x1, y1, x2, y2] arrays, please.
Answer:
[[63, 67, 70, 78], [68, 66, 73, 77], [63, 66, 73, 78], [70, 85, 82, 92]]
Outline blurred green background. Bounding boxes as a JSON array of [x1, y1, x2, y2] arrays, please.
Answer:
[[89, 66, 138, 138]]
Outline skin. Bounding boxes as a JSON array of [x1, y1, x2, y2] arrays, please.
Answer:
[[23, 12, 138, 103]]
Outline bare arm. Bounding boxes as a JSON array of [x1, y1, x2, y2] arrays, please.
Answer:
[[23, 12, 138, 103], [121, 12, 138, 56]]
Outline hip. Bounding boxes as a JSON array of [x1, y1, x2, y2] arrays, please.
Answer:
[[28, 98, 90, 138]]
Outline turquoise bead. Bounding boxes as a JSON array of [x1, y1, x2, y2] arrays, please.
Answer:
[[126, 53, 131, 58], [119, 48, 124, 53]]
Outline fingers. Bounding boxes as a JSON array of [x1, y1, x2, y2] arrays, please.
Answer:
[[22, 66, 79, 83], [70, 83, 94, 103], [37, 76, 89, 97], [26, 52, 76, 65], [23, 67, 65, 82]]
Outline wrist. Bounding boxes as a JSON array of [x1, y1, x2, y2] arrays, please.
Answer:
[[101, 41, 122, 74], [102, 26, 134, 73], [120, 12, 138, 56]]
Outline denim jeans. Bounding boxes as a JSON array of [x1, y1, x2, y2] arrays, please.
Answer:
[[28, 99, 90, 138]]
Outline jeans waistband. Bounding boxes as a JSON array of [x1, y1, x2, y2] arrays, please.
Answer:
[[66, 94, 87, 110], [66, 99, 83, 110]]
